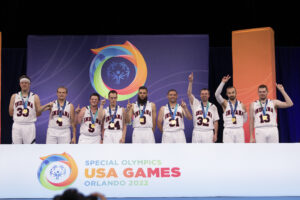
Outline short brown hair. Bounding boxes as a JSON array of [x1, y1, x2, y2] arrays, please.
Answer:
[[57, 86, 68, 93], [258, 84, 268, 91]]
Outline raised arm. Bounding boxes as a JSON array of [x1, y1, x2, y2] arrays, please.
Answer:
[[152, 103, 157, 133], [215, 75, 230, 109], [187, 72, 194, 105], [9, 94, 16, 117], [125, 99, 133, 124], [273, 84, 294, 109], [249, 102, 256, 143], [98, 99, 106, 121], [70, 103, 77, 144], [181, 100, 192, 120], [241, 103, 248, 123], [157, 106, 164, 133]]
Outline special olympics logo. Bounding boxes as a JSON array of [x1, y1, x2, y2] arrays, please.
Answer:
[[37, 153, 78, 190], [90, 41, 147, 101]]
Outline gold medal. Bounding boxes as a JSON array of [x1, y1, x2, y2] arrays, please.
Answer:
[[57, 117, 63, 122], [203, 118, 207, 123], [171, 120, 176, 125], [263, 115, 267, 121], [22, 109, 28, 114], [140, 118, 144, 123], [232, 117, 236, 123], [109, 122, 115, 128], [91, 124, 95, 128]]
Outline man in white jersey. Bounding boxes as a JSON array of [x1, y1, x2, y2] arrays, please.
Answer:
[[249, 84, 293, 143], [76, 93, 102, 144], [215, 75, 247, 143], [125, 86, 157, 143], [46, 86, 76, 144], [98, 90, 126, 144], [187, 73, 219, 143], [157, 89, 192, 143], [9, 75, 51, 144]]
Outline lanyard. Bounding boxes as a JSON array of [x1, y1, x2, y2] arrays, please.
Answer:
[[228, 100, 238, 118], [138, 102, 147, 118], [259, 100, 268, 116], [168, 103, 178, 120], [109, 105, 118, 123], [57, 100, 67, 118], [20, 92, 30, 109], [201, 101, 210, 119], [89, 106, 98, 124]]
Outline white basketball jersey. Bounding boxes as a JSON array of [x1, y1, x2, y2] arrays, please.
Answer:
[[191, 97, 219, 130], [103, 105, 123, 130], [13, 92, 37, 123], [80, 106, 101, 136], [48, 100, 71, 129], [163, 104, 185, 132], [253, 99, 277, 128], [223, 100, 245, 128], [132, 101, 153, 128]]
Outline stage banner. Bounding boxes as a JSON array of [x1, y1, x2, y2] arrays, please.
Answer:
[[27, 35, 209, 143], [1, 144, 300, 198]]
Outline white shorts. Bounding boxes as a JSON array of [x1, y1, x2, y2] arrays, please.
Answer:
[[78, 134, 101, 144], [223, 127, 245, 143], [103, 130, 123, 144], [255, 126, 279, 143], [132, 128, 155, 143], [46, 127, 71, 144], [12, 122, 36, 144], [162, 130, 186, 143], [192, 129, 214, 143]]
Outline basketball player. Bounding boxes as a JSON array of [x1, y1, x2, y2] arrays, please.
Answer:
[[249, 84, 293, 143], [215, 75, 247, 143], [9, 75, 51, 144], [76, 93, 102, 144], [187, 73, 219, 143], [98, 90, 126, 143], [125, 86, 157, 143], [46, 86, 76, 144], [157, 89, 192, 143]]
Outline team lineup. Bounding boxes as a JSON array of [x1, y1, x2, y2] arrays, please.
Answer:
[[9, 73, 293, 144]]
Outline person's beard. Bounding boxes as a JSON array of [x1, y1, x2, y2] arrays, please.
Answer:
[[138, 96, 148, 105]]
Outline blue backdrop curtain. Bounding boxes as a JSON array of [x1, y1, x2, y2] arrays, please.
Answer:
[[1, 47, 299, 143]]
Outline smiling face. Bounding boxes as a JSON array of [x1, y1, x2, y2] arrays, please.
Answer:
[[200, 89, 210, 102], [167, 91, 177, 104], [258, 87, 268, 101], [226, 87, 236, 101], [89, 95, 100, 107]]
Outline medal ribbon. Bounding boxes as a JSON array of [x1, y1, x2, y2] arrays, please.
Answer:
[[89, 106, 98, 124], [259, 100, 268, 116], [138, 102, 147, 118], [109, 105, 118, 123], [201, 101, 210, 119], [20, 92, 30, 110], [168, 103, 178, 120], [57, 100, 67, 118], [228, 100, 238, 118]]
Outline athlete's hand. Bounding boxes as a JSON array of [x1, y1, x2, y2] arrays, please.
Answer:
[[222, 75, 231, 83], [119, 138, 125, 144], [250, 136, 256, 143], [188, 72, 194, 82], [181, 99, 187, 109], [213, 134, 218, 143], [48, 102, 54, 108], [100, 99, 106, 106], [276, 83, 285, 92], [127, 99, 133, 111], [75, 104, 81, 114], [71, 137, 76, 144]]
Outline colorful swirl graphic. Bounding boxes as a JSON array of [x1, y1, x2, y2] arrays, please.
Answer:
[[37, 152, 78, 190], [90, 41, 147, 101]]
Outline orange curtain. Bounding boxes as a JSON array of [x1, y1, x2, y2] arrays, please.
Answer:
[[232, 27, 276, 142]]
